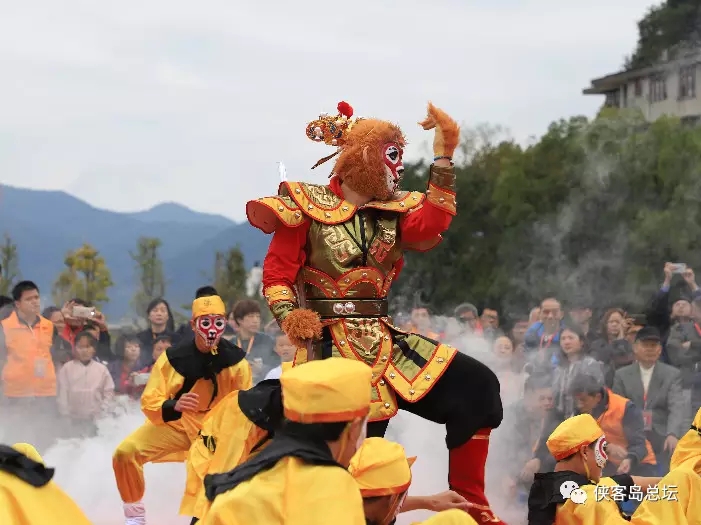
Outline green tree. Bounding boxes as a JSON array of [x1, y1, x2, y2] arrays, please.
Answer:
[[392, 109, 701, 318], [130, 237, 166, 316], [212, 246, 247, 309], [0, 233, 20, 296], [626, 0, 701, 70], [53, 243, 114, 307]]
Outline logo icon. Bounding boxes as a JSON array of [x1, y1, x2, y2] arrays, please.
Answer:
[[560, 481, 588, 505]]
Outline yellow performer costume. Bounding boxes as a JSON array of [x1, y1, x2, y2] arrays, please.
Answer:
[[0, 442, 91, 525], [112, 295, 251, 525], [670, 406, 701, 475], [527, 414, 701, 525], [413, 510, 478, 525], [202, 357, 371, 525], [349, 437, 473, 525], [180, 376, 285, 521]]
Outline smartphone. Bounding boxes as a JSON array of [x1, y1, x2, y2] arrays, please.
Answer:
[[133, 373, 150, 386], [72, 305, 95, 318], [671, 263, 687, 274]]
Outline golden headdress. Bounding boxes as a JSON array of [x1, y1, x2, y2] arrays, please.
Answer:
[[306, 101, 363, 169]]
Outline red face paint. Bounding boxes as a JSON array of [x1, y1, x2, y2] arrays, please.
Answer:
[[194, 314, 227, 351], [382, 142, 404, 194], [594, 436, 608, 468]]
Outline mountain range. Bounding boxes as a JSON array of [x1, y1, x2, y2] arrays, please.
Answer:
[[0, 184, 270, 319]]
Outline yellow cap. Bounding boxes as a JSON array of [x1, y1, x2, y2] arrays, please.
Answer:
[[411, 509, 478, 525], [349, 437, 416, 496], [281, 357, 371, 423], [192, 295, 226, 319], [546, 414, 604, 461], [281, 361, 294, 373], [11, 443, 44, 464], [670, 407, 701, 470]]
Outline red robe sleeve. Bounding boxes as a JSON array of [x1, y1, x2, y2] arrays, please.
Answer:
[[262, 221, 311, 324], [399, 201, 453, 246]]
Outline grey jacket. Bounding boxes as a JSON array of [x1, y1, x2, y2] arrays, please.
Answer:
[[612, 361, 687, 439], [665, 321, 701, 389]]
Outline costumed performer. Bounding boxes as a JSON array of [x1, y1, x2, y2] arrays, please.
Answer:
[[349, 436, 472, 525], [669, 406, 701, 475], [202, 357, 372, 525], [246, 100, 504, 524], [113, 294, 251, 525], [0, 442, 91, 525], [527, 413, 701, 525], [182, 375, 285, 522]]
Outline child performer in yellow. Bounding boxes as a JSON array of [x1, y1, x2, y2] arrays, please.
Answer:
[[202, 358, 372, 525], [112, 295, 251, 525], [0, 442, 92, 525], [181, 377, 284, 522], [348, 437, 474, 525], [670, 406, 701, 475], [527, 413, 701, 525]]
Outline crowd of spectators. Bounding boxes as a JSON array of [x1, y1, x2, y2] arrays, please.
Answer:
[[2, 263, 700, 524], [0, 282, 290, 450]]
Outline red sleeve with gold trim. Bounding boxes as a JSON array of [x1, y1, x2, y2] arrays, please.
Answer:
[[261, 222, 311, 326], [399, 164, 456, 252]]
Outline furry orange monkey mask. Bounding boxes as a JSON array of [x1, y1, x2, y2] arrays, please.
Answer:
[[307, 101, 406, 201]]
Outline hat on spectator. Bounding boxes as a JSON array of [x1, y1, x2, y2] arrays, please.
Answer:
[[634, 326, 661, 343], [546, 414, 604, 461], [281, 357, 371, 423], [349, 437, 416, 497]]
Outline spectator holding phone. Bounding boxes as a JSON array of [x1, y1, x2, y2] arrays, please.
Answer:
[[109, 334, 144, 396], [128, 333, 173, 399], [60, 298, 112, 362]]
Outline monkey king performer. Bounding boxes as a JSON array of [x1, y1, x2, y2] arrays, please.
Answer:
[[113, 295, 251, 525], [246, 101, 504, 523]]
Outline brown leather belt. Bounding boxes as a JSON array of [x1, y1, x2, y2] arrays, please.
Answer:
[[306, 298, 388, 318]]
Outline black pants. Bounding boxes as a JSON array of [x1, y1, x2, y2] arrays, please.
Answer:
[[366, 351, 503, 449]]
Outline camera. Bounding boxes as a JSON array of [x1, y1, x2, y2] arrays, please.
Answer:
[[671, 263, 687, 274], [72, 305, 95, 318], [132, 373, 150, 386]]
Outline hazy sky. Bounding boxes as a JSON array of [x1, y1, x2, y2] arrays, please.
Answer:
[[1, 1, 655, 222]]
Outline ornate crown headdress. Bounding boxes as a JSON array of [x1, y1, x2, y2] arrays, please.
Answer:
[[306, 101, 362, 169]]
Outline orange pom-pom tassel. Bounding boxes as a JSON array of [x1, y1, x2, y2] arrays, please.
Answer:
[[337, 101, 353, 118], [282, 309, 323, 347]]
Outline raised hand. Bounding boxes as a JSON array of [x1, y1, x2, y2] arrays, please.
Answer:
[[175, 392, 200, 413], [418, 102, 460, 159]]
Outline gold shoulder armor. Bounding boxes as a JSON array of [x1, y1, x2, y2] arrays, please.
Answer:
[[365, 191, 424, 213], [246, 195, 307, 234], [280, 181, 358, 224]]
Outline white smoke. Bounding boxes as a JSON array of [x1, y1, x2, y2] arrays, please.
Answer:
[[3, 318, 522, 525]]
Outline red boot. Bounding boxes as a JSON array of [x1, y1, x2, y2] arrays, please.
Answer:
[[448, 428, 508, 524]]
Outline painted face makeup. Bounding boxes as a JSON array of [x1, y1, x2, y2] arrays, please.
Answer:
[[594, 436, 608, 468], [194, 314, 227, 351], [382, 142, 404, 195]]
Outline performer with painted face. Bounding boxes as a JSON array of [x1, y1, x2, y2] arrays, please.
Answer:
[[527, 413, 701, 525], [246, 101, 504, 523], [112, 295, 251, 525]]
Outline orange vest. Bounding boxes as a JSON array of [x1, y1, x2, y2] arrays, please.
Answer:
[[1, 312, 56, 397], [597, 389, 656, 466]]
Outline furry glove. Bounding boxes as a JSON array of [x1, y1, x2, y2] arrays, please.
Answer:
[[418, 102, 460, 159]]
